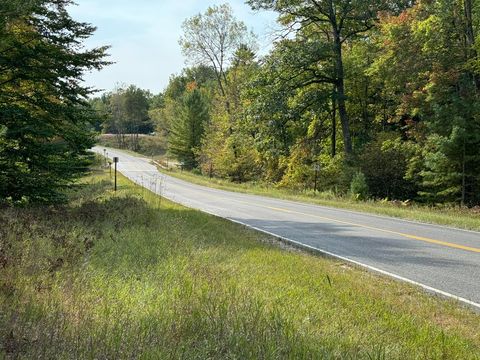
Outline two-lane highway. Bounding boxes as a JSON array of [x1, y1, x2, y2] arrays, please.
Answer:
[[93, 147, 480, 308]]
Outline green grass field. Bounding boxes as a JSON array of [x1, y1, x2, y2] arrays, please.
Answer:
[[159, 166, 480, 232], [1, 169, 479, 359], [97, 134, 167, 158]]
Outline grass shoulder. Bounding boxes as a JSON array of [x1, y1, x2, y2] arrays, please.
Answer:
[[1, 167, 479, 358]]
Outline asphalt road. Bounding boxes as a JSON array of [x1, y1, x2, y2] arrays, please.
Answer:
[[93, 147, 480, 308]]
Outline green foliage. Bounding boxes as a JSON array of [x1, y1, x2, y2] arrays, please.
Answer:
[[317, 153, 353, 193], [359, 133, 418, 200], [247, 0, 413, 155], [350, 171, 369, 201], [278, 142, 315, 190], [148, 66, 217, 141], [372, 0, 480, 205], [88, 85, 156, 153], [101, 85, 153, 149], [169, 88, 209, 169], [0, 0, 109, 204], [92, 1, 480, 207], [88, 94, 111, 132]]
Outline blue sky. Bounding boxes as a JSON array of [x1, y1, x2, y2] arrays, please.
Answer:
[[69, 1, 278, 95]]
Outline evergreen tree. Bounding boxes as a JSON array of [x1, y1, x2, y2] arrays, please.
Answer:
[[169, 88, 209, 169], [373, 0, 480, 205], [0, 0, 109, 204]]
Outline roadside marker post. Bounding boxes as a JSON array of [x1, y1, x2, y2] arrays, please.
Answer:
[[103, 148, 107, 167], [313, 163, 320, 194], [113, 157, 119, 191]]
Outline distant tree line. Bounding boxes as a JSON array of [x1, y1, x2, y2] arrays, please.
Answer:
[[89, 85, 155, 151]]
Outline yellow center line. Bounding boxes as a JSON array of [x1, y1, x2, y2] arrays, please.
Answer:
[[231, 199, 480, 254], [112, 149, 479, 254]]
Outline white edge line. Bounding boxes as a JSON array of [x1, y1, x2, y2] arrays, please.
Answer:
[[93, 148, 480, 312], [95, 147, 480, 235], [224, 217, 480, 312], [156, 168, 480, 236]]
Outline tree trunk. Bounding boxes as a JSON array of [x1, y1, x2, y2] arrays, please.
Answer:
[[331, 87, 337, 157], [332, 32, 353, 155], [464, 0, 480, 91], [461, 135, 466, 207], [327, 0, 352, 155]]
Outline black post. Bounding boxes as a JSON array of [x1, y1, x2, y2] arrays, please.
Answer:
[[113, 157, 119, 191], [313, 163, 320, 194], [103, 148, 107, 167]]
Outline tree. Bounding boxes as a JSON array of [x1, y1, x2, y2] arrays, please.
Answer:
[[122, 85, 153, 150], [88, 94, 110, 132], [0, 0, 109, 204], [372, 0, 480, 205], [179, 3, 255, 111], [149, 66, 217, 139], [101, 85, 153, 150], [359, 133, 418, 200], [240, 38, 336, 185], [169, 88, 210, 169], [198, 44, 263, 182], [247, 0, 412, 155]]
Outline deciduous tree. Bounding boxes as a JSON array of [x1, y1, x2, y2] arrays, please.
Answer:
[[179, 3, 255, 112]]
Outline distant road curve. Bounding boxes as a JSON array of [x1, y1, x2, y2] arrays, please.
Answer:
[[93, 147, 480, 309]]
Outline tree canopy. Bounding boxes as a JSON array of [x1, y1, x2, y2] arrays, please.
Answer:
[[0, 0, 109, 204]]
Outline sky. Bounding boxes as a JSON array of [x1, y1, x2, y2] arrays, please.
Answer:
[[68, 1, 278, 95]]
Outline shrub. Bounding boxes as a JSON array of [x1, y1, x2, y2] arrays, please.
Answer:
[[359, 132, 418, 200], [317, 153, 355, 195], [350, 171, 369, 201], [277, 143, 314, 191]]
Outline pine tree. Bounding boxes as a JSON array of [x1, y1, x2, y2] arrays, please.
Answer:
[[414, 0, 480, 205], [373, 0, 480, 205], [0, 0, 109, 204], [169, 88, 209, 169]]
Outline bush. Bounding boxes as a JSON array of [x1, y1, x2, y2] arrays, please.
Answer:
[[278, 143, 314, 191], [359, 132, 418, 200], [316, 153, 355, 195], [350, 171, 369, 201], [278, 144, 356, 194]]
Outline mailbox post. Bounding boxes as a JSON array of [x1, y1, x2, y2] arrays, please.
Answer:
[[113, 156, 119, 191]]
